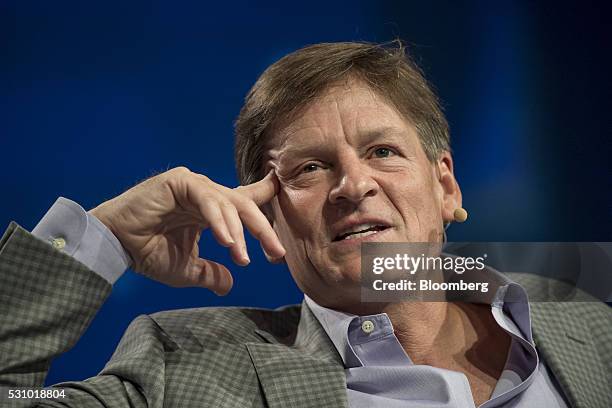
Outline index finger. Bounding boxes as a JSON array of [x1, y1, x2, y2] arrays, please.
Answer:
[[234, 170, 279, 206]]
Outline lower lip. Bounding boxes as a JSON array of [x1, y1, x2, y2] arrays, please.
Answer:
[[331, 227, 393, 248]]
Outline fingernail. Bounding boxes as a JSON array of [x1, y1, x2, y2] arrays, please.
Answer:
[[241, 244, 250, 264], [241, 247, 251, 263]]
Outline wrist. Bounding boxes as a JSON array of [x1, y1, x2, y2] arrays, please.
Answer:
[[89, 202, 119, 239]]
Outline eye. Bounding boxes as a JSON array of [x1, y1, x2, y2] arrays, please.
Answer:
[[372, 147, 395, 158], [301, 163, 320, 173]]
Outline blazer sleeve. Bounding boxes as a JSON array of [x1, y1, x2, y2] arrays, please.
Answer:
[[0, 222, 168, 408]]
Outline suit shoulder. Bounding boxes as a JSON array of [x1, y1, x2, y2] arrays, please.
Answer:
[[147, 304, 302, 345], [509, 272, 610, 304]]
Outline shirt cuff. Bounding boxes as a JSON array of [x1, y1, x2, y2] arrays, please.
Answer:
[[31, 197, 132, 284]]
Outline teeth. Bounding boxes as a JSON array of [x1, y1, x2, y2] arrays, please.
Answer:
[[342, 229, 379, 240], [342, 223, 378, 235]]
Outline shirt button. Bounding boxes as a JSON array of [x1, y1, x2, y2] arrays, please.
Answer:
[[361, 320, 375, 334], [51, 237, 66, 250]]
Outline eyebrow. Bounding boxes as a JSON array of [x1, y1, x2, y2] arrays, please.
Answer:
[[357, 126, 409, 146], [279, 126, 409, 159]]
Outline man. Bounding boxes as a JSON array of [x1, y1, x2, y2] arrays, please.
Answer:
[[0, 41, 610, 407]]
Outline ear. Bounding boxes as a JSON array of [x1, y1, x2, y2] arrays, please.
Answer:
[[435, 152, 463, 224]]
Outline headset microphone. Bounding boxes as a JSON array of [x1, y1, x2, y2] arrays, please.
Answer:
[[442, 207, 468, 243], [453, 208, 468, 223]]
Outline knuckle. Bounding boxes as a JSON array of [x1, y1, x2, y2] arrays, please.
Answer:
[[198, 174, 211, 183], [226, 191, 248, 208], [165, 166, 193, 187], [238, 196, 257, 211], [232, 185, 252, 199], [171, 166, 191, 175], [193, 173, 218, 190], [249, 223, 267, 239], [199, 197, 221, 214], [220, 203, 241, 224], [218, 200, 235, 211]]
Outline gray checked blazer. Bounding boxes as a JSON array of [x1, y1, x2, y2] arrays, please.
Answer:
[[0, 222, 610, 407]]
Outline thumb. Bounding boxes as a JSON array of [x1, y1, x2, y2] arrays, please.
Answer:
[[189, 258, 234, 296], [234, 170, 280, 206]]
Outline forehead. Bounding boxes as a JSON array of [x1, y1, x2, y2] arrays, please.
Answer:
[[266, 78, 415, 152]]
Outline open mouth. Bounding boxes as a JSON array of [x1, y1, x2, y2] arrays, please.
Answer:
[[333, 224, 390, 242]]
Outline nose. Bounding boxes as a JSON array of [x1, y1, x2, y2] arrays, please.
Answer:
[[328, 156, 379, 205]]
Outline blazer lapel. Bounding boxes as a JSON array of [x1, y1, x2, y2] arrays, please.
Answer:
[[530, 302, 610, 408], [247, 301, 348, 408]]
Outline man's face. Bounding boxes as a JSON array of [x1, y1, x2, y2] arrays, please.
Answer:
[[265, 78, 460, 309]]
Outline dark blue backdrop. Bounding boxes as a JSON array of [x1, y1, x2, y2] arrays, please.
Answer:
[[1, 1, 610, 385]]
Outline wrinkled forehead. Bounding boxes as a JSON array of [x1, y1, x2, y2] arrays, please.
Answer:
[[264, 78, 417, 158]]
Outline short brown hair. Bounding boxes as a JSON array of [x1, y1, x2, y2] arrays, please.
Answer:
[[234, 40, 450, 185]]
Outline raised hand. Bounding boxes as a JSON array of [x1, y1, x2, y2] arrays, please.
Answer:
[[89, 167, 285, 295]]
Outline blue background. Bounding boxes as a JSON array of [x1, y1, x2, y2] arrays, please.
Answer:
[[1, 1, 610, 384]]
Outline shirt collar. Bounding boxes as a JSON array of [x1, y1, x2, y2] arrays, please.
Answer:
[[304, 264, 535, 368], [304, 294, 363, 367]]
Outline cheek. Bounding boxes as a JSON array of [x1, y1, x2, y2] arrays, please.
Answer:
[[275, 187, 324, 240], [382, 173, 441, 233]]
